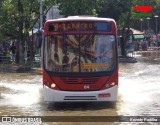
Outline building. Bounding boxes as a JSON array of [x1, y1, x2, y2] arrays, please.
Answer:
[[46, 6, 63, 20]]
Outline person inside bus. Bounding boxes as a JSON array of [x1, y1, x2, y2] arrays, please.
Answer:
[[48, 54, 61, 71], [48, 59, 61, 71], [71, 56, 78, 72], [48, 59, 54, 70], [62, 55, 69, 67]]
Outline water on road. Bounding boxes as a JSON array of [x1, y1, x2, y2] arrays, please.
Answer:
[[0, 56, 160, 125]]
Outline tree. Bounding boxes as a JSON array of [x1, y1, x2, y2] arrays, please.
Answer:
[[97, 0, 130, 22], [56, 0, 98, 16], [0, 0, 39, 65]]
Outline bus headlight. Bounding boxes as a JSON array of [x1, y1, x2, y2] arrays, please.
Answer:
[[51, 83, 56, 88], [110, 82, 115, 86], [105, 82, 116, 88]]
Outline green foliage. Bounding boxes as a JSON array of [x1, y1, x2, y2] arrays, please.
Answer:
[[0, 0, 160, 40], [133, 0, 156, 6], [56, 0, 98, 16], [0, 0, 57, 40], [0, 0, 40, 40], [97, 0, 130, 21]]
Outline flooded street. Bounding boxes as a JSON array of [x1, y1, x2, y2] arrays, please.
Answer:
[[0, 56, 160, 125]]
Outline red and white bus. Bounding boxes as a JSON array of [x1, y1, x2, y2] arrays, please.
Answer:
[[42, 16, 118, 102]]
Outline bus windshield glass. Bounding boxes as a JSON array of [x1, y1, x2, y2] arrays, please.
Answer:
[[44, 34, 116, 72]]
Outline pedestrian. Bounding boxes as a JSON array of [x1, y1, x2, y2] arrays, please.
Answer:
[[0, 43, 3, 62], [10, 42, 16, 63], [5, 41, 10, 51], [157, 33, 160, 47], [27, 50, 30, 60], [142, 38, 148, 51]]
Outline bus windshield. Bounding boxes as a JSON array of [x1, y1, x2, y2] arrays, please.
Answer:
[[44, 34, 116, 72]]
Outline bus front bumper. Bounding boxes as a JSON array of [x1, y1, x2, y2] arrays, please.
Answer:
[[43, 85, 118, 102]]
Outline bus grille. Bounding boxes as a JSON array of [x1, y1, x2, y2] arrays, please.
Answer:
[[61, 77, 99, 84], [64, 96, 97, 100]]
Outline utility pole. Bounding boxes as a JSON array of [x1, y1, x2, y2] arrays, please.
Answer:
[[39, 0, 43, 28], [140, 18, 143, 31], [154, 15, 159, 40]]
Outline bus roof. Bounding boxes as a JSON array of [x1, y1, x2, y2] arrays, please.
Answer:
[[46, 16, 116, 23]]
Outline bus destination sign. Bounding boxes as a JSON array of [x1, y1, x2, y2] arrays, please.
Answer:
[[48, 21, 112, 32]]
